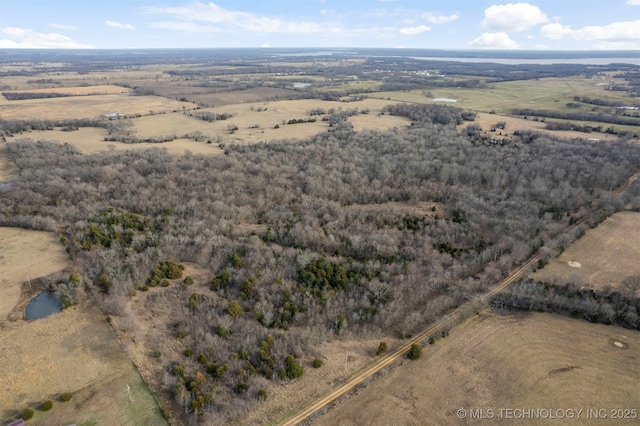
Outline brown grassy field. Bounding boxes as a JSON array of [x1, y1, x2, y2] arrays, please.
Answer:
[[0, 226, 166, 425], [465, 112, 621, 141], [0, 94, 193, 120], [0, 228, 68, 322], [0, 304, 167, 426], [533, 212, 640, 294], [1, 84, 128, 96], [6, 128, 224, 156], [314, 310, 640, 425]]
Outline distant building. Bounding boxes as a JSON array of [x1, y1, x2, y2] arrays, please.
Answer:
[[105, 112, 124, 118]]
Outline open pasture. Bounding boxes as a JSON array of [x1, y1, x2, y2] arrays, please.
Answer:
[[314, 310, 640, 425], [0, 93, 194, 121], [0, 305, 166, 426], [1, 84, 128, 96], [371, 76, 639, 114], [0, 226, 166, 425], [7, 128, 223, 156], [131, 98, 410, 144], [533, 212, 640, 295], [466, 112, 621, 141], [0, 227, 68, 322]]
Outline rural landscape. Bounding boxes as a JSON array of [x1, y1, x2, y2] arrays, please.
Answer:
[[0, 47, 639, 425]]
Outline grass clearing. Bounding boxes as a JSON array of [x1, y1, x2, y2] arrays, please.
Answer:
[[0, 226, 165, 425], [0, 94, 193, 120], [1, 84, 129, 96], [466, 112, 622, 141], [371, 76, 639, 114], [533, 212, 640, 294], [0, 227, 68, 322], [0, 305, 167, 426], [314, 310, 640, 425]]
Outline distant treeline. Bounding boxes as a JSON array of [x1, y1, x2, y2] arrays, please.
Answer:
[[574, 96, 639, 108], [493, 278, 640, 330], [2, 91, 72, 100], [0, 118, 108, 136], [512, 108, 640, 127]]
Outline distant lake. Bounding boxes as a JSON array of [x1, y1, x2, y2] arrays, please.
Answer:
[[412, 56, 640, 66]]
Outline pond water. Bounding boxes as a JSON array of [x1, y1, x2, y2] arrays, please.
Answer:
[[25, 291, 62, 320]]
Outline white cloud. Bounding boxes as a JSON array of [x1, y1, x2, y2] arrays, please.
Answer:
[[483, 3, 548, 32], [541, 20, 640, 48], [423, 13, 459, 24], [540, 23, 573, 40], [0, 27, 93, 48], [626, 0, 640, 5], [469, 32, 518, 49], [49, 23, 78, 31], [106, 20, 136, 30], [399, 25, 430, 35], [145, 1, 324, 34]]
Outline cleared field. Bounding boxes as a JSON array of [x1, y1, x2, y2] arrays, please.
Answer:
[[466, 112, 621, 141], [0, 227, 68, 322], [314, 311, 640, 425], [0, 94, 193, 120], [7, 128, 224, 156], [371, 76, 639, 115], [129, 98, 409, 145], [0, 305, 166, 426], [1, 84, 128, 96], [533, 212, 640, 294]]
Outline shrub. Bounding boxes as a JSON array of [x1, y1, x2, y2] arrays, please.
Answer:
[[285, 355, 303, 379], [59, 392, 73, 402], [22, 407, 34, 420], [407, 343, 422, 360], [312, 358, 323, 368], [41, 400, 53, 411], [184, 348, 193, 357], [376, 341, 387, 356], [227, 300, 243, 318], [258, 389, 267, 400], [152, 349, 162, 358]]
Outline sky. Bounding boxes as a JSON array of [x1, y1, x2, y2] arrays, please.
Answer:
[[0, 0, 639, 50]]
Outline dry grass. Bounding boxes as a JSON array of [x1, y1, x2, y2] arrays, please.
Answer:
[[464, 112, 621, 141], [314, 310, 640, 425], [0, 227, 68, 322], [372, 76, 639, 115], [0, 94, 193, 121], [0, 305, 166, 426], [533, 212, 640, 294], [131, 98, 408, 146], [1, 84, 128, 96], [0, 228, 165, 425], [7, 128, 223, 156]]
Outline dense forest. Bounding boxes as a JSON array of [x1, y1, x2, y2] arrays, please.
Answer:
[[1, 103, 640, 422]]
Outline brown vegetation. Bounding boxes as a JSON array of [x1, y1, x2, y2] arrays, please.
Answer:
[[314, 311, 640, 425]]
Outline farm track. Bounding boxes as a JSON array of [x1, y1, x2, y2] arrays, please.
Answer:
[[280, 171, 639, 426]]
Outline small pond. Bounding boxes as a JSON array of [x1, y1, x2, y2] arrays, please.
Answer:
[[25, 291, 62, 320]]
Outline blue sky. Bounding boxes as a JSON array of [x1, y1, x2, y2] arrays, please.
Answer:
[[1, 0, 639, 49]]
